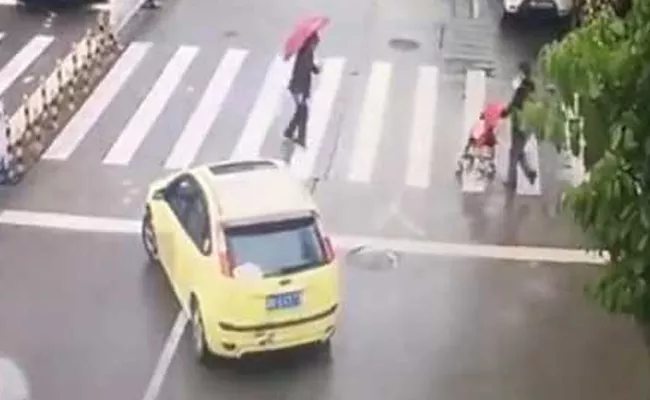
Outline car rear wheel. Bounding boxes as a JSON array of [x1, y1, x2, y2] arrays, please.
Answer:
[[313, 338, 332, 361], [141, 210, 160, 265], [191, 300, 211, 364]]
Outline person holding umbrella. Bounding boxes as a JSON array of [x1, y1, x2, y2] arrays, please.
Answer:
[[282, 16, 329, 148]]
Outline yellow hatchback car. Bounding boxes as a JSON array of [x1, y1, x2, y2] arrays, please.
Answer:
[[141, 159, 340, 362]]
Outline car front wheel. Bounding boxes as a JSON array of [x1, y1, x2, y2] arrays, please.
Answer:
[[141, 210, 160, 265], [191, 300, 211, 364]]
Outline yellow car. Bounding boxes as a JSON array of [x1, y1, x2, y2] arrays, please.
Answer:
[[141, 159, 340, 362]]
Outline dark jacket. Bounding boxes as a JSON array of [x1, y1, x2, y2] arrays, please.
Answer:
[[503, 76, 535, 135], [288, 43, 320, 98], [505, 77, 535, 115]]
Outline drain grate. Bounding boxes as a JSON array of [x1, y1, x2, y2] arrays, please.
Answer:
[[388, 38, 420, 52], [345, 245, 400, 271]]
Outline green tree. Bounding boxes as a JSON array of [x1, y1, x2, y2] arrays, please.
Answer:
[[523, 0, 650, 337]]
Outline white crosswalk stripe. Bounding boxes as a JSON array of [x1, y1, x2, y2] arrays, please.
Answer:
[[347, 61, 392, 183], [0, 34, 546, 196], [0, 35, 53, 97], [44, 42, 151, 160], [164, 48, 248, 170], [461, 69, 488, 193], [103, 45, 198, 165], [405, 65, 438, 188], [230, 56, 291, 160]]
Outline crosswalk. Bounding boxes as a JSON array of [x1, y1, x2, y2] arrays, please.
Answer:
[[1, 33, 546, 195]]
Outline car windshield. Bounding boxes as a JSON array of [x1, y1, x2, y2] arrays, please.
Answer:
[[225, 217, 327, 277]]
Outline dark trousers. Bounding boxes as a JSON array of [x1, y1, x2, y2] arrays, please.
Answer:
[[284, 92, 309, 147], [506, 130, 535, 188]]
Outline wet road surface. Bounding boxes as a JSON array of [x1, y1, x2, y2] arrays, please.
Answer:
[[2, 0, 641, 398], [0, 224, 647, 400]]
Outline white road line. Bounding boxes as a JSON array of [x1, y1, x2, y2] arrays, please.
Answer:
[[0, 0, 109, 9], [0, 209, 141, 233], [141, 311, 188, 400], [471, 0, 480, 18], [347, 61, 392, 183], [43, 42, 151, 160], [0, 35, 53, 97], [461, 69, 487, 193], [164, 48, 248, 170], [0, 32, 5, 41], [230, 56, 291, 161], [289, 57, 345, 180], [103, 46, 198, 166], [0, 209, 605, 265], [405, 65, 438, 188], [516, 134, 542, 196]]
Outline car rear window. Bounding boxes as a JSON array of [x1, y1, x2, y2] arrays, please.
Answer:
[[225, 217, 327, 277]]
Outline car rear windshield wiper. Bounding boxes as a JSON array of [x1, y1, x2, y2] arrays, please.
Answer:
[[268, 263, 321, 277]]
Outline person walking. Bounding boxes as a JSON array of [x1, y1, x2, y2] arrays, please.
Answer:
[[502, 61, 537, 190], [283, 32, 321, 148]]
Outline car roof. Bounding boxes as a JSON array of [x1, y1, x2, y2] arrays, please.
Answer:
[[193, 159, 318, 228]]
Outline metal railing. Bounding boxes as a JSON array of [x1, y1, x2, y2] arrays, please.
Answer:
[[0, 12, 121, 185]]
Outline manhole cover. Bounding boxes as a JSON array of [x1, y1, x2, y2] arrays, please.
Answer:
[[223, 30, 238, 38], [345, 246, 399, 271], [388, 38, 420, 52]]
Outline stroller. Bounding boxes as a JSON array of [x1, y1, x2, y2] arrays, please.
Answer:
[[455, 102, 506, 181]]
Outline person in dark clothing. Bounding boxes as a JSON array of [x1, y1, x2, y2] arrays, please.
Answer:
[[283, 33, 321, 148], [501, 61, 537, 189]]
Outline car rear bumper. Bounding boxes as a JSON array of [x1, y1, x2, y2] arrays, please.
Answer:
[[207, 305, 338, 358], [503, 0, 571, 17]]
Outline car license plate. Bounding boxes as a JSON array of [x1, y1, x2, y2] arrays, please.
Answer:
[[266, 291, 302, 310]]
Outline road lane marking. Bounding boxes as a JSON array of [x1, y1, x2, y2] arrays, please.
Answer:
[[461, 69, 487, 193], [0, 35, 53, 97], [0, 0, 110, 9], [103, 46, 199, 166], [141, 311, 188, 400], [289, 57, 345, 180], [0, 209, 141, 233], [471, 0, 479, 18], [230, 56, 291, 160], [0, 33, 5, 42], [347, 61, 392, 183], [405, 65, 438, 188], [44, 42, 151, 160], [164, 48, 248, 170], [516, 135, 542, 196], [0, 209, 605, 265]]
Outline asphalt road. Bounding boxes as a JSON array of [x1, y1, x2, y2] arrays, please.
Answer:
[[4, 0, 645, 398], [0, 225, 648, 400]]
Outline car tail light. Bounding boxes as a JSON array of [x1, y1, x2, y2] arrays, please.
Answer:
[[323, 237, 335, 263], [218, 250, 235, 277]]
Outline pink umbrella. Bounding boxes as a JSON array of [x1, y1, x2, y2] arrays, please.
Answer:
[[283, 15, 330, 61]]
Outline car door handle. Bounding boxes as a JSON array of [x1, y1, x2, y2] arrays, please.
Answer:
[[279, 278, 292, 286]]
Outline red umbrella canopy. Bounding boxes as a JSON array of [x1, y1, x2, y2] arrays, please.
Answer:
[[284, 15, 330, 60]]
